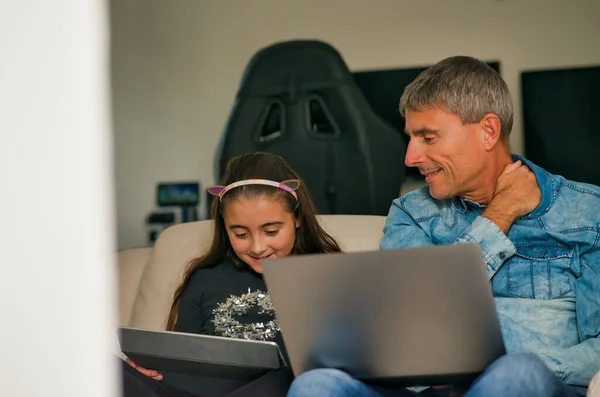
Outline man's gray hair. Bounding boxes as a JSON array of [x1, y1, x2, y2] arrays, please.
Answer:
[[399, 56, 513, 139]]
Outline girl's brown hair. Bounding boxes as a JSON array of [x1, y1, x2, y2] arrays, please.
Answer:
[[165, 152, 342, 330]]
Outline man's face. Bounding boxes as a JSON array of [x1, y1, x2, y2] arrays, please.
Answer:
[[404, 107, 487, 200]]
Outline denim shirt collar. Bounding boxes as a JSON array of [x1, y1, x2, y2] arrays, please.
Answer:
[[513, 154, 557, 218], [452, 154, 557, 219]]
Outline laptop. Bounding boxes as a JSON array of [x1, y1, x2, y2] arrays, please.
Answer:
[[261, 243, 506, 387]]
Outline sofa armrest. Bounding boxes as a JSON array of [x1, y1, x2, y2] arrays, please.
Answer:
[[117, 247, 153, 326], [589, 369, 600, 397]]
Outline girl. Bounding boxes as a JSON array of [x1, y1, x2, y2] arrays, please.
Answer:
[[122, 152, 342, 397]]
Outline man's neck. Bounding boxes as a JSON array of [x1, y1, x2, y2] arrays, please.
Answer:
[[461, 149, 513, 205]]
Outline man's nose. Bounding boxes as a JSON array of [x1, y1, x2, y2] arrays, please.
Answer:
[[405, 139, 424, 168]]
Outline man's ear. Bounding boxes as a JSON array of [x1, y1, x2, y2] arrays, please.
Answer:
[[480, 113, 503, 151]]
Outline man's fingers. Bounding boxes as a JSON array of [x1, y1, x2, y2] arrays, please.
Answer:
[[502, 160, 522, 176]]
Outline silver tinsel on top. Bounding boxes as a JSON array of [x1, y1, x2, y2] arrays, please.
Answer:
[[212, 288, 280, 340]]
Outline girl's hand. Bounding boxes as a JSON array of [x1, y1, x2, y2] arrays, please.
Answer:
[[126, 358, 163, 381]]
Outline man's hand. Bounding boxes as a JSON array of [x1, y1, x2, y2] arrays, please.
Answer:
[[494, 160, 542, 217], [482, 160, 542, 235], [126, 358, 163, 381]]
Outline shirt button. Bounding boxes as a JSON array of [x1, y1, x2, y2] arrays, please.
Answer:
[[499, 252, 506, 260]]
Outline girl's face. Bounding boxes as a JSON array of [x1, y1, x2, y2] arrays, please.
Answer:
[[222, 195, 300, 273]]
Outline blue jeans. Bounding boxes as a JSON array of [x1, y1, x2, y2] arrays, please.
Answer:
[[286, 353, 583, 397]]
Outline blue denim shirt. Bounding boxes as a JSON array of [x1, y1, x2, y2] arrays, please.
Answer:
[[380, 155, 600, 392]]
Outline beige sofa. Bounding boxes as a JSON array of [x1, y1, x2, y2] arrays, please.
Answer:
[[117, 214, 600, 396]]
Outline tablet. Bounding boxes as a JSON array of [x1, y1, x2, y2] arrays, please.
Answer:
[[118, 327, 287, 381]]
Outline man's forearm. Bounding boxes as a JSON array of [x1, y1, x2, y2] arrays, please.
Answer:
[[481, 199, 519, 235], [455, 216, 516, 278]]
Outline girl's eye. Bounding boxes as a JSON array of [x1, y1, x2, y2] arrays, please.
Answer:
[[265, 230, 279, 236], [234, 233, 248, 239]]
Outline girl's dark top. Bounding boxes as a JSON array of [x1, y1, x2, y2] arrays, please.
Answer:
[[163, 259, 289, 397]]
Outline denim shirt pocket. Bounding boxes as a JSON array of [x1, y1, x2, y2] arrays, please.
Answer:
[[507, 244, 574, 300]]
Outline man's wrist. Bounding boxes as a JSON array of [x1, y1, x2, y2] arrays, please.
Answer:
[[482, 198, 518, 235]]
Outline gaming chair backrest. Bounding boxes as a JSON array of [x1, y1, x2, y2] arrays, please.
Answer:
[[215, 40, 406, 215]]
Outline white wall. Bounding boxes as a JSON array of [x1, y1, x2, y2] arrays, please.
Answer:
[[111, 0, 600, 249], [0, 0, 117, 395]]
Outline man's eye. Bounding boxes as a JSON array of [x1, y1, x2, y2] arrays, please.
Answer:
[[424, 137, 436, 144]]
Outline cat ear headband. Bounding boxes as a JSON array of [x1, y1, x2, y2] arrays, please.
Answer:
[[207, 179, 301, 201]]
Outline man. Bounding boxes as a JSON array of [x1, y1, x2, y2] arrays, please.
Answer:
[[286, 56, 600, 397]]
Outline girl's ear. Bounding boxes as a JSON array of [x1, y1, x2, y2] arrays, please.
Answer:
[[295, 218, 301, 229]]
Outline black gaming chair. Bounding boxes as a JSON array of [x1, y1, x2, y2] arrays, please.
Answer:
[[214, 40, 406, 215]]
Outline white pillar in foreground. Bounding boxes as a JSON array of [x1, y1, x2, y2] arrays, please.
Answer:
[[0, 1, 117, 396]]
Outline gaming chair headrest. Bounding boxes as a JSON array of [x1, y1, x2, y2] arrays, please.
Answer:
[[237, 40, 354, 98]]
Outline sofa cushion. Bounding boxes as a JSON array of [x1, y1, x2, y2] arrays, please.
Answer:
[[117, 247, 152, 326], [129, 220, 214, 330], [319, 215, 385, 253], [128, 215, 385, 330]]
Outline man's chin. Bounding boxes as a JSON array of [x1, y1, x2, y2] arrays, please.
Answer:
[[428, 185, 453, 200]]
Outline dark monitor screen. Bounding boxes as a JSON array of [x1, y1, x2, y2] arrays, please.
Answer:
[[157, 182, 200, 207], [353, 62, 501, 180], [521, 65, 600, 187]]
